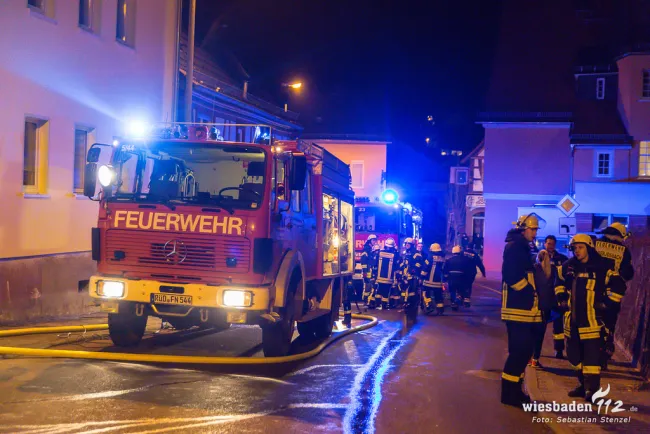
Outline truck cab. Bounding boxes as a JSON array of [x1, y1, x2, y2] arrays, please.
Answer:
[[82, 124, 354, 356]]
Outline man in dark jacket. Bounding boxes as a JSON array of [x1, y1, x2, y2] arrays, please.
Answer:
[[595, 222, 634, 367], [501, 213, 544, 408], [545, 235, 569, 360], [445, 245, 472, 311], [462, 242, 486, 308], [556, 234, 609, 401]]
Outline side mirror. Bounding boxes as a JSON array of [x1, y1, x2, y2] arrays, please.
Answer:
[[84, 163, 98, 198], [289, 155, 307, 191]]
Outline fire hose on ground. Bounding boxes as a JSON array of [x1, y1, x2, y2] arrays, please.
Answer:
[[0, 314, 377, 365]]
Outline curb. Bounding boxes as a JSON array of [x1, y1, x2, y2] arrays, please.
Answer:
[[524, 366, 596, 434]]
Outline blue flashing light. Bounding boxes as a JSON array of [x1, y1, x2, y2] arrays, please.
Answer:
[[381, 189, 398, 205]]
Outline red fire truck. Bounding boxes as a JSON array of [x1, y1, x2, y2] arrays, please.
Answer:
[[354, 196, 423, 260], [81, 124, 355, 357]]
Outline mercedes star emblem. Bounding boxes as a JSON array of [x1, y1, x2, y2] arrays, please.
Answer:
[[163, 239, 188, 264]]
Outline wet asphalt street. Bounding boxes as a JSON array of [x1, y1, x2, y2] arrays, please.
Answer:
[[0, 281, 552, 434]]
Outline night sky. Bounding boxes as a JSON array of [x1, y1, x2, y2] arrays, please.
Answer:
[[184, 0, 502, 155], [183, 0, 503, 242]]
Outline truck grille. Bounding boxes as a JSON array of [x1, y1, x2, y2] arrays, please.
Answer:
[[105, 229, 250, 274]]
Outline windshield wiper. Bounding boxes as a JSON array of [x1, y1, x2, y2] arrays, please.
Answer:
[[207, 197, 235, 215]]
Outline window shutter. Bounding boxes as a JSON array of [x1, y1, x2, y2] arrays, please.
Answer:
[[575, 213, 593, 232]]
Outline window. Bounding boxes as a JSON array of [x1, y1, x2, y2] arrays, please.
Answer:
[[27, 0, 54, 19], [596, 77, 605, 100], [23, 118, 49, 194], [116, 0, 136, 47], [640, 141, 650, 177], [350, 161, 364, 189], [595, 151, 613, 177], [73, 127, 95, 192], [644, 70, 650, 98], [301, 171, 312, 214], [79, 0, 100, 32], [592, 214, 629, 232], [291, 190, 300, 212]]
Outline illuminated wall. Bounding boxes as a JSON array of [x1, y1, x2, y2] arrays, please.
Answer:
[[311, 140, 388, 201], [0, 0, 179, 260]]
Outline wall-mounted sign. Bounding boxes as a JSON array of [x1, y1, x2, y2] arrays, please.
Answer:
[[556, 194, 579, 217], [466, 195, 485, 209], [558, 217, 577, 236]]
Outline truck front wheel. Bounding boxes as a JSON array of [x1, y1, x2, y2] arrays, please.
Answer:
[[262, 293, 296, 357], [108, 312, 147, 347]]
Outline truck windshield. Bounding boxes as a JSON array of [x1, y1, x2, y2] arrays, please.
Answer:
[[355, 207, 399, 233], [110, 141, 267, 210]]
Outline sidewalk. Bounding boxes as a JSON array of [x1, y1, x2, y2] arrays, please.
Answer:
[[525, 329, 650, 433]]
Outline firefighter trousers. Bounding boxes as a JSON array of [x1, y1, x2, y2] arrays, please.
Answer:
[[502, 321, 536, 384], [602, 305, 620, 358], [566, 322, 603, 393], [553, 313, 565, 352], [448, 278, 465, 305], [377, 282, 392, 308], [423, 285, 444, 311]]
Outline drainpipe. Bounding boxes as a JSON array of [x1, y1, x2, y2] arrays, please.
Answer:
[[184, 0, 196, 123], [243, 81, 249, 100], [171, 0, 182, 122], [569, 143, 576, 196]]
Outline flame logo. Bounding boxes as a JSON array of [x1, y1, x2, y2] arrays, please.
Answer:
[[591, 384, 611, 403]]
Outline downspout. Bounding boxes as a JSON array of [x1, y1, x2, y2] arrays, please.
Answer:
[[569, 143, 576, 197], [171, 0, 182, 122]]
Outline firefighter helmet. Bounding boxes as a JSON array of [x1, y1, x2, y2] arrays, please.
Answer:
[[452, 245, 462, 254], [404, 237, 414, 245], [602, 222, 628, 239], [430, 243, 442, 252], [570, 233, 594, 248], [514, 213, 546, 230], [367, 234, 377, 241], [384, 238, 396, 248]]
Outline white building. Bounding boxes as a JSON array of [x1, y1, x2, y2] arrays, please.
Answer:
[[0, 0, 179, 320]]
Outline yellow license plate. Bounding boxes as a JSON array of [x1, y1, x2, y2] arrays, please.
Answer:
[[151, 294, 193, 305], [227, 311, 247, 324]]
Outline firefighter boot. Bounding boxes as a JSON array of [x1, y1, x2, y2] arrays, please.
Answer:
[[501, 379, 525, 407], [436, 303, 444, 316], [584, 375, 601, 402], [519, 378, 531, 404], [464, 297, 471, 308], [568, 372, 586, 398]]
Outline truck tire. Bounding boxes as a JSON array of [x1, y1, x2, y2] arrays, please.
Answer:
[[262, 292, 296, 357], [108, 312, 147, 347], [298, 279, 341, 339]]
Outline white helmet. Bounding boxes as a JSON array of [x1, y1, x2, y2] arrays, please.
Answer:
[[384, 238, 396, 248], [452, 245, 462, 254], [404, 237, 414, 245], [367, 234, 377, 241], [430, 243, 442, 252]]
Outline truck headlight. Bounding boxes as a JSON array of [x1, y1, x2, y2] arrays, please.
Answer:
[[223, 290, 252, 307], [98, 281, 125, 298]]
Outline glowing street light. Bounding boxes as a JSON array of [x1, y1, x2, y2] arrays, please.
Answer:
[[289, 82, 302, 89], [425, 137, 430, 144], [282, 82, 304, 112]]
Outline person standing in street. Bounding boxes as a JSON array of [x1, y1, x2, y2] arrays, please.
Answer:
[[445, 245, 472, 311], [595, 222, 634, 368], [462, 238, 486, 308], [360, 235, 378, 304], [420, 243, 446, 315], [375, 238, 401, 310], [555, 234, 609, 401], [397, 237, 423, 310], [544, 235, 569, 359], [501, 213, 544, 407], [529, 249, 556, 368]]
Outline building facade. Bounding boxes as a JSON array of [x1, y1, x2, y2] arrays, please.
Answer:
[[0, 0, 179, 321]]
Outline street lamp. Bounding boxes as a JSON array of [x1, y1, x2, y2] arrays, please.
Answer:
[[282, 82, 303, 112]]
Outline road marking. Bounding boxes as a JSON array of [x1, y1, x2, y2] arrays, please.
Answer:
[[226, 374, 294, 385], [367, 340, 405, 434]]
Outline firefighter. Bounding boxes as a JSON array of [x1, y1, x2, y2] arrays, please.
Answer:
[[421, 243, 445, 315], [376, 238, 401, 310], [595, 222, 634, 368], [555, 234, 608, 401], [501, 213, 544, 408], [444, 245, 471, 311], [360, 235, 378, 304], [461, 238, 486, 308], [395, 237, 423, 309], [416, 239, 427, 261], [544, 235, 569, 359]]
